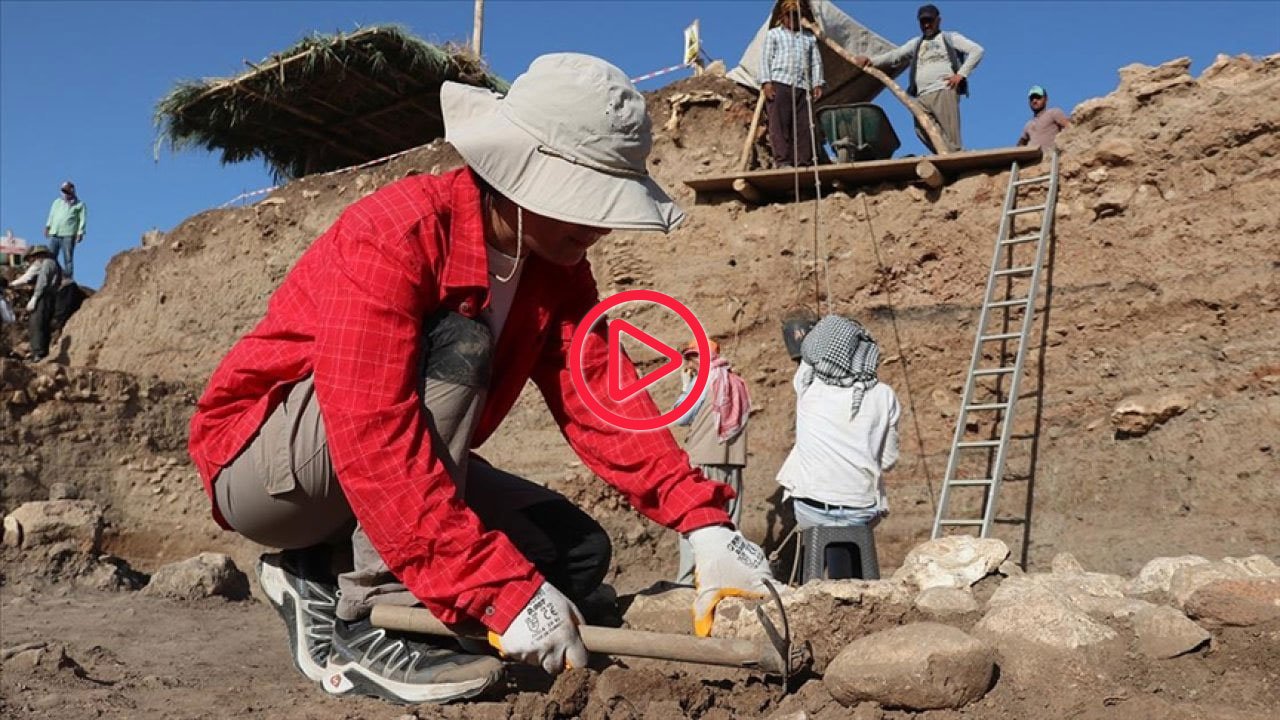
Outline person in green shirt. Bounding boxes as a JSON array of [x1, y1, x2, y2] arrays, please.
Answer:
[[45, 180, 86, 281]]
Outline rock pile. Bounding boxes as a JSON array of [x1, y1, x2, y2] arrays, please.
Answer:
[[621, 537, 1278, 713]]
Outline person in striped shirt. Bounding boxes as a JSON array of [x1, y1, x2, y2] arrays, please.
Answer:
[[760, 0, 825, 168]]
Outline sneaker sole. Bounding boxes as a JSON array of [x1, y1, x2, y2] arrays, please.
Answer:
[[258, 558, 328, 683], [321, 657, 500, 705]]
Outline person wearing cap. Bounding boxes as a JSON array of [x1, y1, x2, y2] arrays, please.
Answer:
[[45, 181, 86, 281], [1017, 85, 1070, 149], [759, 0, 826, 167], [670, 339, 751, 585], [854, 4, 984, 154], [11, 245, 63, 362], [188, 53, 773, 704], [776, 315, 899, 579]]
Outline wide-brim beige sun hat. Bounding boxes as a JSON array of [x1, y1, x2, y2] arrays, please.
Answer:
[[442, 53, 684, 233]]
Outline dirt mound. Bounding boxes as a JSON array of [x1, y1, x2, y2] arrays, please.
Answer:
[[3, 54, 1278, 718]]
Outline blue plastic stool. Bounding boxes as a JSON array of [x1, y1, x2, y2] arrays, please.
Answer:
[[800, 525, 880, 582]]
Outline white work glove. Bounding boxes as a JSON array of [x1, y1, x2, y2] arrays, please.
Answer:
[[688, 525, 774, 637], [490, 582, 587, 675], [25, 297, 36, 312]]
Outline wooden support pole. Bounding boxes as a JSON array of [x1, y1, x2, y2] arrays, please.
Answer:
[[472, 0, 485, 57], [739, 92, 767, 171], [732, 178, 766, 205], [800, 19, 951, 156], [915, 159, 944, 189]]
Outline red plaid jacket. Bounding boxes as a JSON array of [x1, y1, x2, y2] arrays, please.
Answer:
[[188, 168, 733, 633]]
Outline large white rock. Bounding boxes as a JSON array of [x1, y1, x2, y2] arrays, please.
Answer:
[[824, 623, 995, 710], [1132, 605, 1211, 659], [1222, 555, 1280, 578], [710, 579, 912, 641], [1168, 562, 1250, 608], [621, 584, 696, 635], [142, 552, 249, 601], [2, 500, 104, 553], [892, 537, 1009, 591], [915, 587, 979, 617], [975, 592, 1118, 651], [992, 574, 1149, 620], [1126, 555, 1211, 596], [1110, 393, 1191, 437]]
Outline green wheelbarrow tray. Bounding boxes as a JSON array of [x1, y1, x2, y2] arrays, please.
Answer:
[[817, 103, 901, 163]]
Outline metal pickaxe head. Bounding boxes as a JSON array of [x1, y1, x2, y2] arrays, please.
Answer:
[[754, 579, 813, 691]]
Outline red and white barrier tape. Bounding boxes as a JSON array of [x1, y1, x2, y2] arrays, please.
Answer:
[[630, 63, 692, 84], [218, 145, 422, 209]]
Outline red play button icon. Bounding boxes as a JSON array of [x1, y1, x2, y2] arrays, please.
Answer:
[[607, 318, 684, 403], [569, 289, 711, 432]]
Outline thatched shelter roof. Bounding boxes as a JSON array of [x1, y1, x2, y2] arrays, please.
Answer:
[[155, 25, 507, 180]]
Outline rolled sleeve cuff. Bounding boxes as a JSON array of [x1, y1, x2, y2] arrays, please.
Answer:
[[458, 575, 545, 634], [675, 507, 734, 534]]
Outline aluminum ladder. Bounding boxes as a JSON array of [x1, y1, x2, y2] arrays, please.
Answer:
[[931, 150, 1060, 539]]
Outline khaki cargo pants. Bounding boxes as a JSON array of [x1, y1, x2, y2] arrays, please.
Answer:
[[213, 311, 612, 621]]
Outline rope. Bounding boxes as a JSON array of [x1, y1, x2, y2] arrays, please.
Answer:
[[858, 192, 938, 516], [218, 144, 421, 209], [781, 5, 830, 316]]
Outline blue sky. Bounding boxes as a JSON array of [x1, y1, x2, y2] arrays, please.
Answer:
[[2, 1, 1276, 289]]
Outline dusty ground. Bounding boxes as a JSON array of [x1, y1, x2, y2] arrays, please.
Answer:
[[3, 53, 1278, 718]]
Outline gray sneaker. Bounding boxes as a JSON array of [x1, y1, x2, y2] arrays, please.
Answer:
[[257, 552, 338, 683], [322, 618, 504, 704]]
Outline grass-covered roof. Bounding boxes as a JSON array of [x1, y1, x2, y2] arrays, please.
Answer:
[[155, 25, 507, 180]]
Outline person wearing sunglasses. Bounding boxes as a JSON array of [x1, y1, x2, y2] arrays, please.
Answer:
[[855, 4, 984, 153]]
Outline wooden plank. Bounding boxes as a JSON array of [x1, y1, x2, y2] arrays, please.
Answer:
[[686, 146, 1042, 200], [800, 18, 950, 155], [738, 92, 767, 171]]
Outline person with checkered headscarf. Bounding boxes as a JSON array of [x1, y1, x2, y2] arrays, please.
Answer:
[[776, 314, 901, 578]]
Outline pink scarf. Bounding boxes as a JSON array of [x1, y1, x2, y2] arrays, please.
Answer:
[[708, 355, 751, 442]]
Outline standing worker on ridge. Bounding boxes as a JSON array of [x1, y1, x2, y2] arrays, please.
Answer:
[[11, 245, 62, 362], [760, 0, 826, 168], [188, 53, 774, 706], [671, 339, 752, 585], [44, 181, 86, 281], [855, 4, 984, 154], [1017, 85, 1071, 149]]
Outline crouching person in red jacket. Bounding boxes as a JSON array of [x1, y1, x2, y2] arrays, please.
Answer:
[[188, 53, 773, 704]]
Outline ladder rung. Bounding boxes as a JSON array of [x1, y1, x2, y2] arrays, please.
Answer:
[[973, 367, 1016, 376], [966, 402, 1010, 411], [987, 298, 1031, 309], [1014, 174, 1052, 186], [940, 519, 985, 526], [979, 332, 1021, 342], [994, 265, 1036, 277], [1000, 234, 1040, 246], [956, 440, 1001, 448], [993, 517, 1026, 525], [1007, 204, 1047, 216], [947, 479, 994, 486]]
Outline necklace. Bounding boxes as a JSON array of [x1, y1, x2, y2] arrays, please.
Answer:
[[485, 192, 522, 284]]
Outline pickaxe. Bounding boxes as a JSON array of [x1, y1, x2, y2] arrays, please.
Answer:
[[371, 580, 811, 689]]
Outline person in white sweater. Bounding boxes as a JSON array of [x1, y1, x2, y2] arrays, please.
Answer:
[[777, 314, 899, 578], [854, 3, 984, 153]]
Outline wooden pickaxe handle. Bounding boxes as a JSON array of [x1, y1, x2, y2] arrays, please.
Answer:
[[370, 604, 788, 674]]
